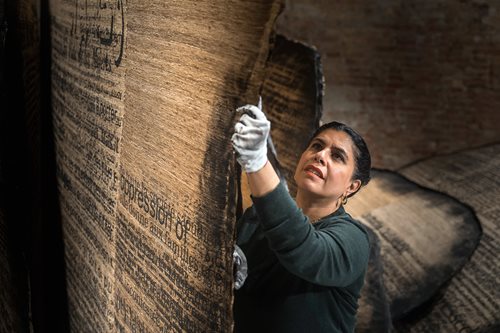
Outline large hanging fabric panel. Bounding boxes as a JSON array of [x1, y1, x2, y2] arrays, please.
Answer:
[[399, 144, 500, 333], [348, 171, 481, 321], [50, 0, 127, 330], [0, 207, 24, 333], [116, 1, 282, 331], [239, 34, 323, 210], [355, 226, 392, 333], [275, 1, 500, 170], [261, 34, 323, 197], [0, 0, 41, 331], [0, 3, 16, 331], [50, 0, 282, 331]]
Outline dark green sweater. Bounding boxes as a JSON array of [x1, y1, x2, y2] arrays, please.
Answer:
[[234, 183, 370, 333]]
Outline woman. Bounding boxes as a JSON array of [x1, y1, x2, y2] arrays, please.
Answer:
[[231, 100, 371, 333]]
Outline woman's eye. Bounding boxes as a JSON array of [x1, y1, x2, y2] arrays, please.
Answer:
[[311, 143, 322, 150], [332, 153, 344, 162]]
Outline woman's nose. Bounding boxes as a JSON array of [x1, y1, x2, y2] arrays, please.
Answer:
[[314, 150, 326, 165]]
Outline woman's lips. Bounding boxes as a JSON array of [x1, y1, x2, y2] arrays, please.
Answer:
[[304, 165, 324, 179]]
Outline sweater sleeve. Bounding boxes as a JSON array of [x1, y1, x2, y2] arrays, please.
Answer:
[[251, 182, 370, 287]]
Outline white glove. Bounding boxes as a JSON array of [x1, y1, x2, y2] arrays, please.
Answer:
[[231, 97, 270, 173], [233, 245, 248, 290]]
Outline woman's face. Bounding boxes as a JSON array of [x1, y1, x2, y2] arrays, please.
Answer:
[[294, 129, 360, 202]]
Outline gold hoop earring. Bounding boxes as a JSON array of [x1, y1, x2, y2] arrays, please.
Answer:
[[342, 195, 348, 206]]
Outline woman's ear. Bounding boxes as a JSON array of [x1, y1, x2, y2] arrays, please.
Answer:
[[346, 179, 362, 197]]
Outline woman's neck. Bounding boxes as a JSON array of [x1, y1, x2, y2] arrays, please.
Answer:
[[296, 190, 341, 222]]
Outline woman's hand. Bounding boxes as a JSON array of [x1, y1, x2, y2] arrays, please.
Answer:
[[231, 97, 270, 173], [232, 98, 280, 197]]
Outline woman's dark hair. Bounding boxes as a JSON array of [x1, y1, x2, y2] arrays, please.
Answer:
[[308, 121, 371, 196]]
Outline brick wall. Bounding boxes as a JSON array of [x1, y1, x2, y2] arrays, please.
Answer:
[[276, 0, 500, 169]]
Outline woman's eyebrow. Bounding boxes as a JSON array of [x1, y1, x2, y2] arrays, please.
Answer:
[[313, 137, 349, 159], [313, 137, 326, 145], [331, 146, 348, 161]]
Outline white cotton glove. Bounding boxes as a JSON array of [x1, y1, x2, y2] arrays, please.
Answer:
[[233, 245, 248, 290], [231, 97, 270, 173]]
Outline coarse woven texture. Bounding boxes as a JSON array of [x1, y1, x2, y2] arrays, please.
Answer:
[[117, 1, 282, 331], [355, 227, 392, 333], [261, 34, 323, 197], [0, 207, 23, 333], [348, 170, 481, 321], [398, 144, 500, 332], [276, 0, 500, 170], [239, 34, 322, 211], [0, 0, 39, 332], [51, 0, 282, 331], [0, 3, 15, 329], [15, 0, 41, 161], [51, 0, 127, 330]]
